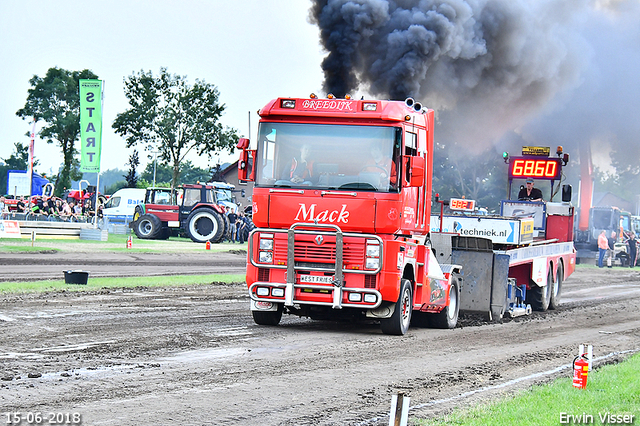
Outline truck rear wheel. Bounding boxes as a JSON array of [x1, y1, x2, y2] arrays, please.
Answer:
[[185, 208, 224, 243], [252, 304, 283, 326], [528, 269, 552, 311], [429, 273, 461, 329], [381, 279, 412, 335], [549, 264, 563, 310], [134, 214, 163, 239]]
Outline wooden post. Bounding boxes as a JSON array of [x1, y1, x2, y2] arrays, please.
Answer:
[[389, 392, 410, 426]]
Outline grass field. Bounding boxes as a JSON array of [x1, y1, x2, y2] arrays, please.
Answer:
[[0, 233, 246, 253], [0, 233, 247, 292], [0, 273, 246, 293], [417, 353, 640, 426]]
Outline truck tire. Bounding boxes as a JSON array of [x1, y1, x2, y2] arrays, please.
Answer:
[[252, 304, 283, 326], [134, 214, 163, 239], [429, 273, 461, 329], [549, 264, 563, 310], [528, 269, 552, 311], [185, 208, 225, 243], [381, 279, 412, 335]]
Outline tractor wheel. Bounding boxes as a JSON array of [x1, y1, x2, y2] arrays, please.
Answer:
[[429, 273, 461, 329], [222, 214, 231, 241], [252, 304, 283, 326], [185, 208, 225, 243], [527, 268, 553, 311], [381, 279, 413, 335], [549, 264, 563, 310], [134, 214, 163, 239]]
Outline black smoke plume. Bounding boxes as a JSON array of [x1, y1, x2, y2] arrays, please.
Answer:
[[309, 0, 590, 152]]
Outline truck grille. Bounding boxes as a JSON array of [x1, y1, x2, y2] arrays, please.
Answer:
[[274, 239, 365, 266]]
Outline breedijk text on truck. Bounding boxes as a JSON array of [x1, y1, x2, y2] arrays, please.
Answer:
[[237, 96, 575, 335]]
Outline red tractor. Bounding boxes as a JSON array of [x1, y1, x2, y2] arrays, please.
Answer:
[[130, 184, 230, 243]]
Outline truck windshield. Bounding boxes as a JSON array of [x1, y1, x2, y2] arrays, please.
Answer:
[[255, 123, 401, 192]]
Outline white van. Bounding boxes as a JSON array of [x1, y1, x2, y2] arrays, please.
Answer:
[[102, 188, 145, 225]]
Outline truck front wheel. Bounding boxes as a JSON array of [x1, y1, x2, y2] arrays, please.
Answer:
[[429, 273, 461, 329], [381, 279, 413, 335], [252, 304, 283, 326]]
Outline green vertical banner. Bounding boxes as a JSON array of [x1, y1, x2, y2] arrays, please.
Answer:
[[79, 79, 103, 173]]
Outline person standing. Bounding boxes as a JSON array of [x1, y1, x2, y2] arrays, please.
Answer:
[[227, 208, 238, 243], [598, 230, 608, 268], [607, 231, 618, 267], [627, 233, 637, 268]]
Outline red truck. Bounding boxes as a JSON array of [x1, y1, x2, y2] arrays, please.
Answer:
[[237, 96, 575, 335]]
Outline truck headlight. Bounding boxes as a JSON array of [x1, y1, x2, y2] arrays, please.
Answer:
[[259, 238, 273, 250], [364, 294, 377, 303], [256, 287, 270, 296], [365, 257, 380, 269], [366, 244, 380, 257], [272, 288, 285, 297], [348, 292, 362, 302], [259, 251, 273, 263]]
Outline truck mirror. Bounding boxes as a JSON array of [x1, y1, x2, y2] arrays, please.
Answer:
[[408, 156, 425, 187], [562, 184, 572, 202], [238, 150, 256, 182], [237, 138, 250, 150]]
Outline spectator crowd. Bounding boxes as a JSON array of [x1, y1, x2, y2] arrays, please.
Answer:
[[224, 206, 253, 244], [0, 194, 101, 222]]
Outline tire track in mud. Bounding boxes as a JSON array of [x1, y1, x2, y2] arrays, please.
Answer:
[[1, 265, 640, 425]]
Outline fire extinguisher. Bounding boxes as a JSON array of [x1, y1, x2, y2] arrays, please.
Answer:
[[205, 240, 211, 250], [572, 354, 589, 389], [127, 235, 132, 249]]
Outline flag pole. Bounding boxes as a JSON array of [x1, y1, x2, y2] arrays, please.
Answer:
[[28, 119, 36, 207], [94, 80, 105, 229]]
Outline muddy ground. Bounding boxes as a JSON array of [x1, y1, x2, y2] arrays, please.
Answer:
[[1, 249, 639, 425]]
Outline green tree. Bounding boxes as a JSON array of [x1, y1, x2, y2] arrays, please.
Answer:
[[124, 150, 140, 188], [16, 67, 99, 196], [112, 67, 239, 193], [98, 168, 127, 194], [139, 160, 210, 186], [432, 143, 507, 213], [2, 142, 39, 170]]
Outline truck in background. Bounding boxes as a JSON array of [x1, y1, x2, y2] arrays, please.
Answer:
[[237, 96, 576, 335], [102, 188, 145, 226]]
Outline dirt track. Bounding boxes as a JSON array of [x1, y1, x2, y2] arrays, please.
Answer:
[[1, 250, 639, 425]]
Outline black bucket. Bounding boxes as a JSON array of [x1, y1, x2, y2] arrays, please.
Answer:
[[64, 270, 89, 285]]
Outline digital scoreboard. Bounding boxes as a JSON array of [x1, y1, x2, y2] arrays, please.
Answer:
[[449, 198, 476, 212], [508, 157, 562, 180]]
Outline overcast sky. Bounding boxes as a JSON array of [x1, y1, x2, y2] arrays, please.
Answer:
[[0, 0, 325, 176], [2, 0, 640, 186]]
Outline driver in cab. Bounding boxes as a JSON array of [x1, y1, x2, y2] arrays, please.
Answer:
[[362, 144, 397, 186], [518, 178, 543, 201]]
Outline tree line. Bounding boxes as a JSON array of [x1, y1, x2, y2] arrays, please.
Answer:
[[12, 67, 238, 197]]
